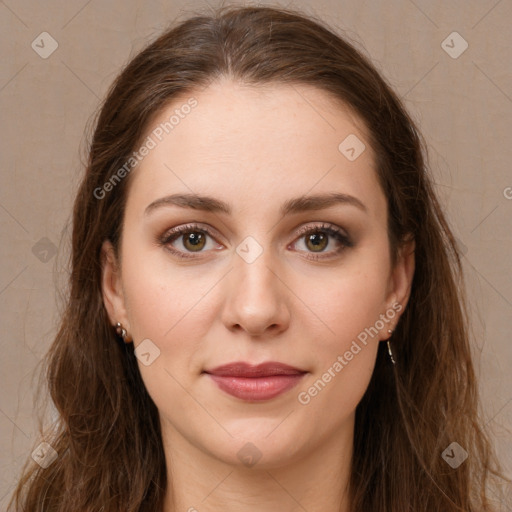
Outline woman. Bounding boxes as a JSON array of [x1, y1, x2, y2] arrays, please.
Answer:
[[8, 4, 508, 511]]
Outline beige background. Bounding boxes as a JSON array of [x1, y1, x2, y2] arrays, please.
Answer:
[[1, 0, 511, 505]]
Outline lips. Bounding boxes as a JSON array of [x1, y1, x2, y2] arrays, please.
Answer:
[[205, 361, 306, 377], [203, 362, 307, 401]]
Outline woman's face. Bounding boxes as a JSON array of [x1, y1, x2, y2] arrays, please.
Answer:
[[102, 79, 414, 469]]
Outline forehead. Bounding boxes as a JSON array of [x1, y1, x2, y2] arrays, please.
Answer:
[[125, 79, 384, 219]]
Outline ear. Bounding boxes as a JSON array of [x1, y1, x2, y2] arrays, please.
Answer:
[[383, 237, 415, 331], [101, 240, 130, 331]]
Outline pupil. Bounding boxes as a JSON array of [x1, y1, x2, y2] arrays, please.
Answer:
[[310, 234, 322, 246], [188, 233, 202, 245], [308, 233, 327, 251]]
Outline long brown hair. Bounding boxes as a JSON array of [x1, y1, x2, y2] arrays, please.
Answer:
[[7, 4, 507, 511]]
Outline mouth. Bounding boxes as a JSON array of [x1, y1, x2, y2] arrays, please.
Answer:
[[202, 361, 308, 402]]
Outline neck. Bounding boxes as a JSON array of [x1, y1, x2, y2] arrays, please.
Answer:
[[160, 416, 354, 512]]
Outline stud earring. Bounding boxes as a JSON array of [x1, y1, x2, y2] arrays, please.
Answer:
[[386, 329, 396, 365], [115, 322, 132, 343]]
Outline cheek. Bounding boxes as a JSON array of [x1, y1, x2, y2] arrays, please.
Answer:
[[301, 260, 390, 351], [121, 241, 217, 341], [120, 248, 226, 403], [295, 280, 382, 420], [121, 258, 216, 409], [292, 254, 389, 413]]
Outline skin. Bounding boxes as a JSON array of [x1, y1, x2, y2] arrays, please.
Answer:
[[101, 78, 415, 512]]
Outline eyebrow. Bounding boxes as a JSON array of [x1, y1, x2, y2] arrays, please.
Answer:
[[144, 192, 368, 216]]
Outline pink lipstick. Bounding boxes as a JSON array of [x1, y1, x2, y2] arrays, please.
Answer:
[[203, 361, 307, 402]]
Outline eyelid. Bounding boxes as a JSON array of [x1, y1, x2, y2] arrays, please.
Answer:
[[160, 222, 223, 244], [294, 222, 350, 240]]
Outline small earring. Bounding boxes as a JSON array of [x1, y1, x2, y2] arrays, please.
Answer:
[[115, 322, 132, 343], [386, 329, 396, 365]]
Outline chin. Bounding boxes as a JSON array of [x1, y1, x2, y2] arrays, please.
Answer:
[[204, 426, 307, 470]]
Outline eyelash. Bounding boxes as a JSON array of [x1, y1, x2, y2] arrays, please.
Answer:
[[158, 222, 353, 261]]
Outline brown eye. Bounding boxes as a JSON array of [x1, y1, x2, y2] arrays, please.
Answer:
[[305, 232, 328, 252], [292, 223, 353, 261], [182, 232, 206, 251], [159, 224, 222, 259]]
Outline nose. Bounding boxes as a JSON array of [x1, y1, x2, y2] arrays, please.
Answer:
[[220, 247, 291, 337]]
